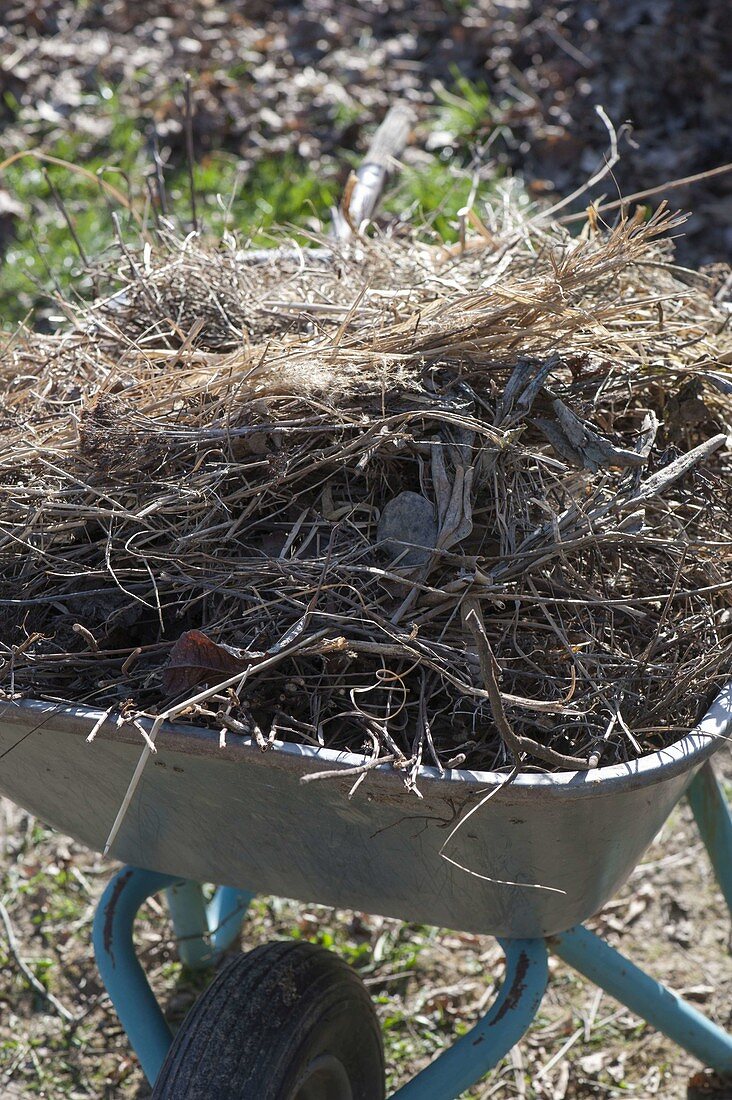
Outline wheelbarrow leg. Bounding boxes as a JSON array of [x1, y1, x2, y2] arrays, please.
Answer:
[[165, 881, 254, 970], [550, 926, 732, 1075], [390, 938, 548, 1099], [92, 867, 254, 1084], [92, 868, 179, 1084], [547, 771, 732, 1079], [687, 759, 732, 916]]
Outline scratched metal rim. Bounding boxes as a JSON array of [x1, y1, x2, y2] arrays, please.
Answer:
[[2, 681, 730, 798]]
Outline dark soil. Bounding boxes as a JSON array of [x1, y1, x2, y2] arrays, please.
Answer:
[[2, 0, 731, 265]]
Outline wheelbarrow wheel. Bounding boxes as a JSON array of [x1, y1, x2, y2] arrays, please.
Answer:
[[151, 939, 385, 1100]]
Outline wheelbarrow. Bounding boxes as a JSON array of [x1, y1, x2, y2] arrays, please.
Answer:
[[1, 107, 731, 1097], [0, 682, 730, 1098]]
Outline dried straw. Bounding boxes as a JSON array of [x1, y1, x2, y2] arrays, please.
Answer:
[[1, 194, 730, 787]]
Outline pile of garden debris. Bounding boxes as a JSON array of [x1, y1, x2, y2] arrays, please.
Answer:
[[1, 190, 730, 779]]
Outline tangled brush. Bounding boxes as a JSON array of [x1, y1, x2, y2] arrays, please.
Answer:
[[1, 194, 730, 787]]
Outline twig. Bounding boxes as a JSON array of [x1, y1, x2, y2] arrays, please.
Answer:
[[559, 161, 732, 225], [184, 74, 198, 232], [43, 169, 89, 266], [0, 900, 76, 1023], [300, 753, 395, 784], [73, 623, 99, 652], [438, 763, 565, 891], [463, 598, 593, 770], [86, 705, 116, 744]]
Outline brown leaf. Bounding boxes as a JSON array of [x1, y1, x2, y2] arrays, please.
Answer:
[[163, 629, 260, 696]]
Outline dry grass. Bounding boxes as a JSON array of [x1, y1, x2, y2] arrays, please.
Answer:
[[1, 195, 731, 784]]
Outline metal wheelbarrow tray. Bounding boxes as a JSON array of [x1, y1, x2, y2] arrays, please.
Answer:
[[2, 693, 731, 1096], [1, 685, 730, 939]]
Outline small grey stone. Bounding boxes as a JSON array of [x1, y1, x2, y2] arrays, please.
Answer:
[[377, 491, 438, 568]]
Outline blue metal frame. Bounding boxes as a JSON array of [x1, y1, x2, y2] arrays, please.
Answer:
[[391, 939, 548, 1099], [92, 760, 731, 1096], [92, 870, 253, 1083], [164, 880, 252, 969], [550, 925, 732, 1075], [687, 759, 732, 914], [92, 868, 178, 1083]]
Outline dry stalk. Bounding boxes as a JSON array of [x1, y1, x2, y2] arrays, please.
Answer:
[[0, 186, 729, 809]]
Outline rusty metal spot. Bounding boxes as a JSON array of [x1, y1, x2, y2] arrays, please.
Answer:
[[490, 950, 530, 1025], [102, 868, 134, 966]]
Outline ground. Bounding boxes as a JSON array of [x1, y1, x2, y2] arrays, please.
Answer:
[[1, 0, 731, 325], [0, 1, 730, 1096]]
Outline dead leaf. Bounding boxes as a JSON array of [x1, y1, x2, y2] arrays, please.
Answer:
[[163, 630, 261, 696], [432, 441, 474, 551], [495, 352, 560, 426], [535, 399, 650, 472]]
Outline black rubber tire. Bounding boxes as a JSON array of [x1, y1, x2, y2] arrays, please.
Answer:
[[151, 940, 385, 1100]]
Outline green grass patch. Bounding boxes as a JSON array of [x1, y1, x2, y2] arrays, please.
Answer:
[[0, 81, 338, 327], [434, 74, 495, 142], [0, 75, 509, 328]]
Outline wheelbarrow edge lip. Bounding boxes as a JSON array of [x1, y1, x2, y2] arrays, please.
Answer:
[[1, 683, 730, 798]]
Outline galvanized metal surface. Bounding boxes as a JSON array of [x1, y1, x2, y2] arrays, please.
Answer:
[[1, 685, 730, 937]]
